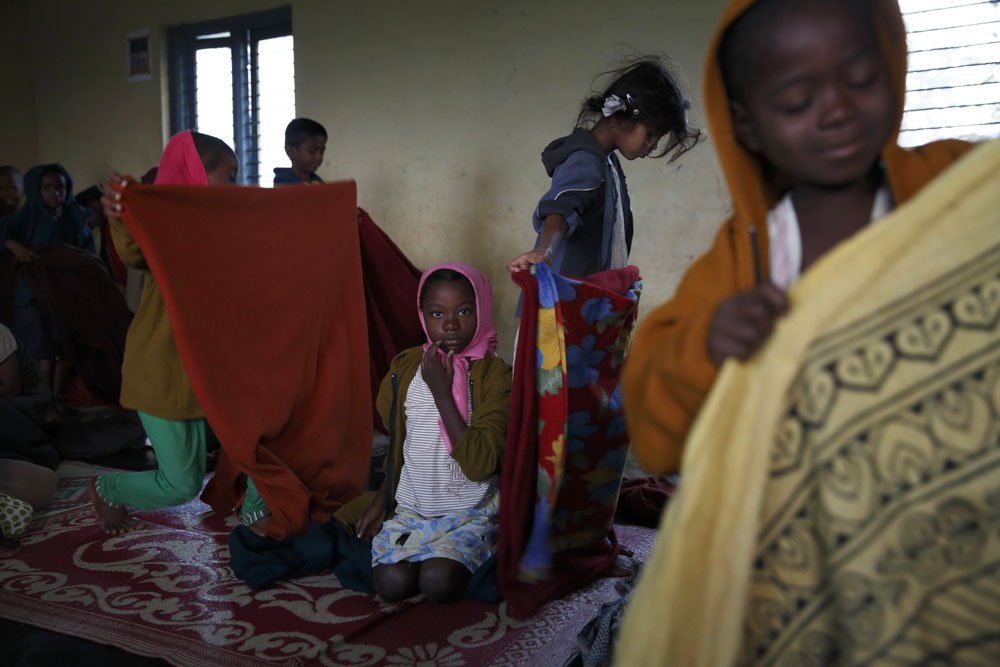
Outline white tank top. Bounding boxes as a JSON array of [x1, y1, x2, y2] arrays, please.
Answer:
[[393, 368, 497, 517]]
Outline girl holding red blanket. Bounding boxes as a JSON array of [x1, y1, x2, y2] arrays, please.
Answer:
[[88, 131, 271, 535]]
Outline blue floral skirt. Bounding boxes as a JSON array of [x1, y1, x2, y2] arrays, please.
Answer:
[[371, 491, 499, 572]]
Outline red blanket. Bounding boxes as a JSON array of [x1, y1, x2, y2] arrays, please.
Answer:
[[120, 182, 371, 539], [357, 208, 424, 432]]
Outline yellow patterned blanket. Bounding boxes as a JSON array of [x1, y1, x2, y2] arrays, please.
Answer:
[[617, 139, 1000, 666]]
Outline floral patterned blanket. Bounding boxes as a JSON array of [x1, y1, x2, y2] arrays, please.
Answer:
[[499, 263, 642, 618]]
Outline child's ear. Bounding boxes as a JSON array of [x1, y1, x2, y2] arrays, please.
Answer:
[[284, 145, 295, 160], [730, 101, 761, 154]]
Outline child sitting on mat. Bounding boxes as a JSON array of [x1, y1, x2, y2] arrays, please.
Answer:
[[343, 263, 511, 603]]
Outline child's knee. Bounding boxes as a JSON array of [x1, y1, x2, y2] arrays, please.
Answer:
[[373, 562, 419, 602], [419, 559, 470, 604]]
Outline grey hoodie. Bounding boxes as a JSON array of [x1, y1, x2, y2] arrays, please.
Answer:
[[532, 128, 633, 277]]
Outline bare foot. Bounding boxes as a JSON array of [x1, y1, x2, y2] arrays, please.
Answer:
[[601, 554, 636, 578], [88, 479, 145, 534], [248, 514, 270, 537]]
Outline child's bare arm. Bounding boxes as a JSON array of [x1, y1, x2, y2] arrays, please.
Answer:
[[707, 284, 788, 363], [508, 214, 568, 273]]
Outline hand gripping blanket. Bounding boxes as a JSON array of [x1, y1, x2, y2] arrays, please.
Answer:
[[120, 181, 371, 540], [499, 262, 641, 617], [617, 140, 1000, 666]]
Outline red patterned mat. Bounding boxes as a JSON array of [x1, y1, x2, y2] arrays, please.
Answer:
[[0, 465, 655, 666]]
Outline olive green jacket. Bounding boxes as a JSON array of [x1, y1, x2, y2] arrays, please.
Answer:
[[336, 346, 512, 527], [108, 217, 203, 419]]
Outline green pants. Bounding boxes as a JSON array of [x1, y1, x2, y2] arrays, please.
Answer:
[[97, 412, 268, 520]]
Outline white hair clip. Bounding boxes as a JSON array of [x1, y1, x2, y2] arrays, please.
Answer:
[[602, 94, 627, 117], [626, 93, 640, 116]]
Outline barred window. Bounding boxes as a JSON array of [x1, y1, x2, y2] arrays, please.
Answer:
[[168, 8, 295, 186], [900, 0, 1000, 147]]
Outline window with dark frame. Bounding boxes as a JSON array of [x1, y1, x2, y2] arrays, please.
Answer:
[[900, 0, 1000, 147], [168, 7, 295, 186]]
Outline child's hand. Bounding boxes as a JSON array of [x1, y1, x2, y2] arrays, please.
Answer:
[[507, 248, 551, 273], [708, 284, 788, 364], [4, 239, 38, 263], [102, 171, 137, 219], [356, 493, 386, 540], [421, 341, 454, 397]]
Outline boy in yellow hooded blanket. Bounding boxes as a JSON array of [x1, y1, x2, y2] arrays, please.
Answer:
[[618, 0, 998, 665]]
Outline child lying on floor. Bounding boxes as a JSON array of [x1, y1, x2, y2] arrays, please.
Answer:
[[340, 263, 511, 603]]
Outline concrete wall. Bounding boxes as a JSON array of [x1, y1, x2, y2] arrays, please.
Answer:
[[0, 0, 39, 169], [2, 0, 732, 352]]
